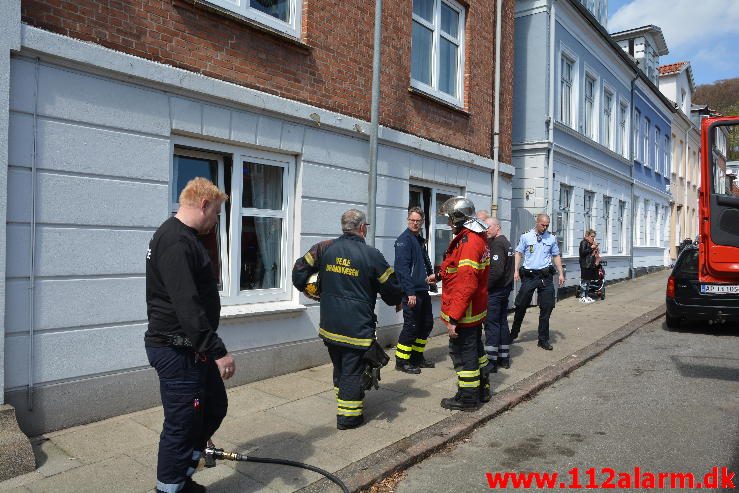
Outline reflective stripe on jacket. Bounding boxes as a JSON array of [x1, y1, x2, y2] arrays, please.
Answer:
[[440, 227, 490, 328], [292, 233, 403, 349]]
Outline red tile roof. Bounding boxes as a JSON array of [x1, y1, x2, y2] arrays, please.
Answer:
[[658, 61, 689, 75]]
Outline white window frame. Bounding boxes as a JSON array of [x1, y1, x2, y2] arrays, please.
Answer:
[[601, 85, 615, 151], [205, 0, 303, 38], [664, 135, 671, 175], [644, 199, 651, 245], [172, 136, 295, 306], [643, 117, 651, 167], [602, 195, 611, 254], [655, 127, 662, 174], [583, 70, 598, 140], [583, 190, 595, 234], [409, 182, 462, 283], [410, 0, 466, 107], [559, 45, 578, 129], [557, 184, 573, 255], [633, 109, 641, 162], [618, 100, 629, 157], [618, 199, 626, 253], [654, 203, 660, 246]]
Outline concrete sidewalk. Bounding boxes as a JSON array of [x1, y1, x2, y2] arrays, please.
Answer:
[[0, 271, 669, 493]]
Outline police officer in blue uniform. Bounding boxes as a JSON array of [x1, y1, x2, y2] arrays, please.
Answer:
[[510, 213, 565, 350]]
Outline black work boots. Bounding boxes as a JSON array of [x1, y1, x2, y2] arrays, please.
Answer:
[[440, 396, 482, 411], [395, 361, 421, 374]]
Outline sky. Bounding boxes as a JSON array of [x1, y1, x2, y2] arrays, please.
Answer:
[[607, 0, 739, 86]]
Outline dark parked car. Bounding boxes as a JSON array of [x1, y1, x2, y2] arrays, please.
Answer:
[[666, 245, 739, 328]]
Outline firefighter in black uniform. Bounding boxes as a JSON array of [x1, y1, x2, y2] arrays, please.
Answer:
[[293, 209, 402, 430], [483, 217, 515, 372], [145, 177, 233, 493]]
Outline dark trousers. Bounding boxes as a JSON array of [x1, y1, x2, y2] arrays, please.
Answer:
[[146, 346, 228, 493], [448, 325, 485, 404], [395, 291, 434, 365], [326, 343, 366, 427], [512, 273, 555, 343], [484, 283, 514, 362]]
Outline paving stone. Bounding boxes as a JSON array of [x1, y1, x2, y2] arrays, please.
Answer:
[[211, 411, 308, 451], [30, 437, 83, 478], [25, 455, 152, 493], [226, 387, 290, 418], [48, 419, 160, 465], [270, 395, 337, 427], [250, 374, 332, 401], [234, 437, 350, 492]]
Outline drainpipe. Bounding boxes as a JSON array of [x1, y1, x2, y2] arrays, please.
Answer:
[[684, 126, 689, 242], [629, 75, 638, 279], [490, 0, 503, 218], [27, 59, 41, 410], [367, 0, 383, 247], [546, 0, 556, 217]]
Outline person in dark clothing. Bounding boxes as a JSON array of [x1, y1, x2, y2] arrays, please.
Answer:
[[393, 207, 437, 374], [145, 177, 233, 493], [483, 217, 515, 372], [578, 229, 598, 303], [293, 209, 402, 430]]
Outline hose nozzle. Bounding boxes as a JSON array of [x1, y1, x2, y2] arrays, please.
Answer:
[[205, 446, 244, 463]]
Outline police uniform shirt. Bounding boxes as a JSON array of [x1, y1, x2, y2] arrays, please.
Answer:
[[515, 229, 560, 270]]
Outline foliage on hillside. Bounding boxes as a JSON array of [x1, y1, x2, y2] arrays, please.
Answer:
[[695, 78, 739, 160]]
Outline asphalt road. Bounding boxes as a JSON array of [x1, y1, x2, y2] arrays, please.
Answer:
[[394, 318, 739, 492]]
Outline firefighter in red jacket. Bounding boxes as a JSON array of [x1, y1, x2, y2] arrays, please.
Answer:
[[439, 197, 491, 411]]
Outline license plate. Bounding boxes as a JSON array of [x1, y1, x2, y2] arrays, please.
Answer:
[[701, 284, 739, 294]]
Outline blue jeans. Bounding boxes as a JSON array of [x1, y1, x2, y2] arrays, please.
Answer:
[[146, 346, 228, 493], [484, 283, 513, 361]]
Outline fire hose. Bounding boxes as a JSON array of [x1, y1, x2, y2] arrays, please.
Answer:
[[204, 444, 350, 493]]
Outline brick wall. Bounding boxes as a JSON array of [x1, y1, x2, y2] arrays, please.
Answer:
[[21, 0, 513, 160]]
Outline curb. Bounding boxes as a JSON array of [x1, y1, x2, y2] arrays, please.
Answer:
[[297, 305, 666, 493]]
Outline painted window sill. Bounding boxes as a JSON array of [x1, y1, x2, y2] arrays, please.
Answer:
[[220, 301, 307, 320]]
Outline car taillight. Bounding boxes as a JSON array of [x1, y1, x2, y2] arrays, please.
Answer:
[[666, 276, 675, 299]]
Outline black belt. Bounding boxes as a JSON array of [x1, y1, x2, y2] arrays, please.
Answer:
[[522, 267, 553, 278]]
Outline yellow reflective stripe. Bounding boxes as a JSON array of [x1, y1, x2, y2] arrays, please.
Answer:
[[337, 408, 363, 416], [479, 355, 489, 367], [304, 252, 315, 267], [458, 259, 489, 270], [319, 328, 373, 347], [396, 343, 413, 351], [445, 266, 458, 274], [411, 345, 425, 352], [459, 310, 487, 324], [395, 343, 412, 359], [378, 267, 394, 284], [440, 311, 451, 322], [414, 338, 427, 345], [336, 399, 363, 408], [457, 370, 480, 378], [458, 380, 481, 388]]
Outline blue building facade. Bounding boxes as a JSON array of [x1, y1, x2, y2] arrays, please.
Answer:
[[512, 0, 675, 285]]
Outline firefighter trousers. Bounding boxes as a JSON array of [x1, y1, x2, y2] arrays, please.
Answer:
[[448, 325, 486, 404], [326, 343, 366, 427], [484, 284, 513, 363], [146, 346, 228, 493], [395, 291, 434, 365]]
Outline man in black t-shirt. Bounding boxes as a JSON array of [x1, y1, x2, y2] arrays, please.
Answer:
[[145, 177, 232, 493], [483, 217, 515, 379]]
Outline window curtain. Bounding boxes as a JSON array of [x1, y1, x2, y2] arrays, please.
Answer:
[[248, 163, 282, 288]]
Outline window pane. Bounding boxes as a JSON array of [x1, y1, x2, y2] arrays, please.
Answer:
[[241, 216, 282, 290], [411, 21, 433, 85], [439, 38, 458, 97], [242, 162, 284, 210], [200, 219, 224, 291], [413, 0, 434, 22], [436, 192, 454, 216], [440, 3, 459, 38], [173, 155, 218, 204], [250, 0, 289, 22], [434, 228, 453, 274]]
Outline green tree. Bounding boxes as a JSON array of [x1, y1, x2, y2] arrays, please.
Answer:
[[695, 78, 739, 160]]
